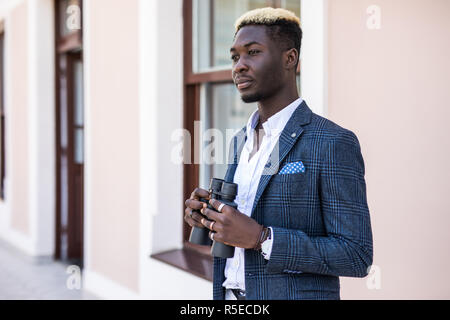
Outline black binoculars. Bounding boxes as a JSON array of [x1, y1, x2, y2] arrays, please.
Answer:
[[189, 178, 238, 258]]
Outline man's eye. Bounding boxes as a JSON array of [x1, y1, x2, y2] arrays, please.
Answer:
[[249, 49, 260, 55], [231, 55, 239, 62]]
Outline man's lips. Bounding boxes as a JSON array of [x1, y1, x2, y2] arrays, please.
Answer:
[[235, 79, 253, 90]]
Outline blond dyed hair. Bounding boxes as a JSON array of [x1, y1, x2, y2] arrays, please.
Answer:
[[235, 7, 300, 33]]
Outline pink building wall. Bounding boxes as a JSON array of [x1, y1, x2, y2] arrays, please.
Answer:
[[9, 0, 30, 236], [328, 0, 450, 299], [86, 0, 140, 293]]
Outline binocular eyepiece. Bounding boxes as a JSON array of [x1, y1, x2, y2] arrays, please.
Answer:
[[188, 178, 238, 258]]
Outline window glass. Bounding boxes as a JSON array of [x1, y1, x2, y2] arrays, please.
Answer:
[[74, 128, 84, 164], [73, 61, 84, 127], [280, 0, 301, 22], [73, 61, 84, 164], [193, 0, 269, 72]]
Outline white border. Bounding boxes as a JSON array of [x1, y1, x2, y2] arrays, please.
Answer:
[[300, 0, 328, 116]]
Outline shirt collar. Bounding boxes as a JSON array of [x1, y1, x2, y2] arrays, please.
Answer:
[[246, 97, 303, 140]]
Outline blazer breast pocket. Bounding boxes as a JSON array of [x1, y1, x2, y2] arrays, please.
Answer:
[[278, 161, 305, 175], [270, 161, 307, 185]]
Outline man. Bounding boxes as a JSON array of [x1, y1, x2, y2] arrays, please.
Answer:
[[184, 7, 373, 300]]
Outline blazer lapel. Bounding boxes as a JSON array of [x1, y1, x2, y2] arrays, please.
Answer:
[[224, 126, 247, 183], [251, 101, 312, 216]]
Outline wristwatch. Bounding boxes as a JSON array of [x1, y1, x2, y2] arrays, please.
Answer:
[[260, 227, 272, 259]]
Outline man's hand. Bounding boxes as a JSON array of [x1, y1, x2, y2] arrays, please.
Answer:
[[200, 198, 263, 249], [184, 188, 211, 229]]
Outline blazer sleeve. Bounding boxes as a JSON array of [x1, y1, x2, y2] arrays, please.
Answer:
[[265, 130, 373, 277]]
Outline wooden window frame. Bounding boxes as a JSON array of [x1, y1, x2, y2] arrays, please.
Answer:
[[54, 0, 84, 262]]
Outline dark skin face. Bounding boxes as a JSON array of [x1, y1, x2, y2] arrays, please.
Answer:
[[184, 25, 300, 249], [231, 25, 300, 124]]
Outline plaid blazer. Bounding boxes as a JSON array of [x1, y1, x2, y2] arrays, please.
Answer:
[[213, 101, 373, 300]]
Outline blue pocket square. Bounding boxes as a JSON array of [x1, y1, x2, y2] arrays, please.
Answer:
[[279, 161, 305, 174]]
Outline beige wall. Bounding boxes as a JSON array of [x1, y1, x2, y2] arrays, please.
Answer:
[[87, 0, 140, 292], [328, 0, 450, 299], [9, 0, 29, 236]]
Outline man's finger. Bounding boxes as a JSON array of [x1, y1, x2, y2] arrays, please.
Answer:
[[200, 218, 212, 229], [202, 207, 223, 222], [190, 210, 205, 223], [185, 199, 207, 210], [190, 188, 210, 200], [209, 198, 230, 214], [185, 209, 205, 228], [209, 231, 229, 245]]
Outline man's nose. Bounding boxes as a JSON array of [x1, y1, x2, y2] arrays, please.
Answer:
[[233, 58, 249, 74]]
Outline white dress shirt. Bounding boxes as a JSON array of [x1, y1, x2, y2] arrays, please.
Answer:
[[222, 97, 303, 292]]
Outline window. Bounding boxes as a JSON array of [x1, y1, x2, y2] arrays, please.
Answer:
[[54, 0, 85, 265], [180, 0, 301, 280]]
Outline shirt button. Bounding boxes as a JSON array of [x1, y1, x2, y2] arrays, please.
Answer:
[[291, 133, 297, 138]]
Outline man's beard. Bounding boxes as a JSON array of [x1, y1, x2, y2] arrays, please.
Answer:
[[240, 84, 280, 103], [241, 92, 263, 103]]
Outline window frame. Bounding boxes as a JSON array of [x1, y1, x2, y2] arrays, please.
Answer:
[[54, 0, 84, 262]]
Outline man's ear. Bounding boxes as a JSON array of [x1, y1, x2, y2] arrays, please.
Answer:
[[284, 48, 299, 71]]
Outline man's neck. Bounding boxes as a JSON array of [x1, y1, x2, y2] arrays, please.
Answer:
[[257, 88, 299, 124]]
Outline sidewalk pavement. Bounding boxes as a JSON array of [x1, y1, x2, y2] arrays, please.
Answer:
[[0, 239, 98, 300]]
